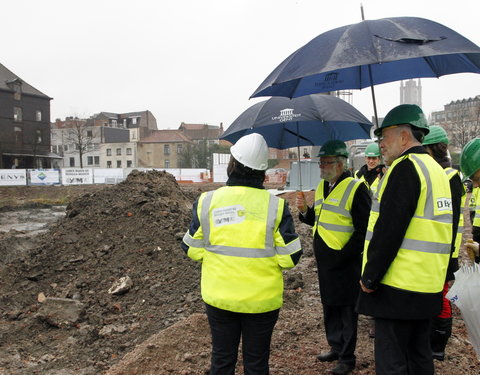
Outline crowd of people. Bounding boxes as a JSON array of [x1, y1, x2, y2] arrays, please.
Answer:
[[181, 104, 480, 375]]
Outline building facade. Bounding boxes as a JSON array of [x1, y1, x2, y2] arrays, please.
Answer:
[[0, 63, 54, 169]]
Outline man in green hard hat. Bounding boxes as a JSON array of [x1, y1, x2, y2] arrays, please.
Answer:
[[461, 138, 480, 263], [422, 125, 464, 361], [296, 140, 371, 375], [354, 142, 385, 196], [356, 104, 454, 375]]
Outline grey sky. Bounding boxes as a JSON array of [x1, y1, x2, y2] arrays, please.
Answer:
[[3, 0, 480, 130]]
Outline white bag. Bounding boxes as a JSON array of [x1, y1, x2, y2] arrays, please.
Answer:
[[446, 263, 480, 360]]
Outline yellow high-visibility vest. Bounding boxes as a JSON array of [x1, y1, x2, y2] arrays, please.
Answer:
[[445, 167, 465, 259], [313, 177, 363, 250], [182, 186, 301, 313], [473, 187, 480, 227], [355, 171, 380, 196], [363, 154, 453, 293]]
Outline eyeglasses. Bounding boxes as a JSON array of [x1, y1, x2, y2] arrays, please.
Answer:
[[319, 161, 338, 166]]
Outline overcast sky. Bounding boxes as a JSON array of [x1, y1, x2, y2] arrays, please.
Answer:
[[3, 0, 480, 130]]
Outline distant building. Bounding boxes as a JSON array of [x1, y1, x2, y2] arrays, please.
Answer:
[[51, 111, 157, 168], [178, 122, 223, 146], [400, 79, 422, 107], [0, 62, 56, 168], [137, 130, 194, 168], [430, 95, 480, 149]]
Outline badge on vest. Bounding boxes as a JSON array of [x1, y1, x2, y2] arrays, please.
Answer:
[[212, 205, 246, 226], [436, 197, 452, 211]]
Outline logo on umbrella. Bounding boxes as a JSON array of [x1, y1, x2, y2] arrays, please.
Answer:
[[272, 108, 301, 122]]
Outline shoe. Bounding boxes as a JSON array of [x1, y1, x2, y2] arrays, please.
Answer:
[[330, 362, 355, 375], [432, 351, 445, 361], [316, 351, 339, 362]]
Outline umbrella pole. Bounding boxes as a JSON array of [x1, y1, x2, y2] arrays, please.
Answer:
[[296, 122, 303, 191], [361, 4, 380, 129]]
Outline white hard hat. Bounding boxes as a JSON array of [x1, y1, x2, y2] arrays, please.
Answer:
[[230, 133, 269, 171]]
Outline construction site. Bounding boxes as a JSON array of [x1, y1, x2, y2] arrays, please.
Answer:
[[0, 170, 479, 375]]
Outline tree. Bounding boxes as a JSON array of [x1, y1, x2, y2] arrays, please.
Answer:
[[64, 118, 93, 168], [448, 101, 480, 150]]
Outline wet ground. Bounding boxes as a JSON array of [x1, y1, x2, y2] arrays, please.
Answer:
[[0, 206, 65, 237]]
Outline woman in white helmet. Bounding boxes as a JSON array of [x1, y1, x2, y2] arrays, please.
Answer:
[[182, 133, 303, 375]]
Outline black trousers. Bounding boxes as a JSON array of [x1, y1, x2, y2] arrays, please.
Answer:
[[323, 303, 357, 366], [375, 318, 434, 375], [205, 303, 279, 375]]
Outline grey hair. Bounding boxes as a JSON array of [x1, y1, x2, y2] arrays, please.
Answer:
[[336, 156, 348, 169]]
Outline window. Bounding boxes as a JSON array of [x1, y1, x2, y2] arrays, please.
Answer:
[[14, 126, 22, 145], [106, 148, 112, 156], [69, 157, 75, 167], [164, 144, 170, 155], [177, 144, 183, 153], [116, 148, 121, 156], [52, 145, 57, 153], [127, 160, 132, 168], [13, 107, 22, 122], [111, 119, 117, 126], [64, 145, 69, 152], [116, 160, 122, 168], [165, 160, 170, 168], [35, 110, 42, 122], [107, 161, 112, 168], [87, 130, 93, 138], [36, 129, 42, 143], [132, 117, 137, 125], [94, 156, 100, 165], [87, 156, 93, 165], [126, 148, 132, 155]]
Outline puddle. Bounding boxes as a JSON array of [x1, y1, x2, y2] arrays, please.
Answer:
[[0, 206, 66, 237]]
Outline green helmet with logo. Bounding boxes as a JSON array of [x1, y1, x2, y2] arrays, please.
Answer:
[[364, 143, 380, 157], [460, 138, 480, 178], [374, 104, 430, 136], [317, 140, 349, 158], [422, 125, 449, 146]]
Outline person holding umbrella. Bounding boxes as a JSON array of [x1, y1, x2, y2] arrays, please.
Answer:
[[354, 142, 385, 196], [357, 104, 453, 375], [296, 140, 371, 375], [182, 133, 303, 375], [422, 125, 464, 361], [462, 138, 480, 263]]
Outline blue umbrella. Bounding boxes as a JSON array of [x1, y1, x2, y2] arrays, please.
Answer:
[[250, 16, 480, 125], [221, 94, 372, 190], [222, 94, 372, 149]]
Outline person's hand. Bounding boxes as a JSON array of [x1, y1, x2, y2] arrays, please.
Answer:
[[360, 280, 375, 293], [465, 240, 479, 261], [296, 191, 307, 214]]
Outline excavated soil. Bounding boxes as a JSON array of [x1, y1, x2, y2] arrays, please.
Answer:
[[0, 171, 478, 375]]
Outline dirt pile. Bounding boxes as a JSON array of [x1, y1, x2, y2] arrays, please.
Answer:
[[0, 171, 205, 374]]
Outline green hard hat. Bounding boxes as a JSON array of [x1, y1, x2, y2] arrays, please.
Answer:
[[364, 143, 380, 157], [317, 140, 349, 158], [422, 125, 449, 146], [374, 104, 430, 136], [460, 138, 480, 178]]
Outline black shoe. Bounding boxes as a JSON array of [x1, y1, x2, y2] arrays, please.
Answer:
[[316, 351, 339, 362], [432, 351, 445, 361], [330, 362, 355, 375]]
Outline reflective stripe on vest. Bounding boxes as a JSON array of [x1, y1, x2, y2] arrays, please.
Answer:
[[313, 177, 362, 250], [363, 153, 453, 293]]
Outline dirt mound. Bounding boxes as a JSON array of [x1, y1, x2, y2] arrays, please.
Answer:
[[0, 170, 204, 374]]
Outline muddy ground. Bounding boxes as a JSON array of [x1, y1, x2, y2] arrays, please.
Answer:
[[0, 172, 479, 375]]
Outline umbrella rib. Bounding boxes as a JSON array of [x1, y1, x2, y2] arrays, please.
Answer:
[[284, 127, 314, 145]]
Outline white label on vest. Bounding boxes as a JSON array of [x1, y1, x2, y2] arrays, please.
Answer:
[[212, 205, 246, 226], [436, 197, 452, 211], [328, 198, 339, 203]]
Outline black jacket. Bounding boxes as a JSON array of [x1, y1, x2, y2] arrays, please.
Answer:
[[356, 146, 458, 319], [299, 171, 371, 305]]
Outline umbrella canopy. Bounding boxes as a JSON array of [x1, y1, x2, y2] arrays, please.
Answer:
[[251, 17, 480, 99], [221, 94, 372, 149]]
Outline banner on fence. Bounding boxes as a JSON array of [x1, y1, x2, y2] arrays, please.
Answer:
[[62, 168, 94, 185], [0, 169, 27, 186], [30, 169, 61, 185]]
